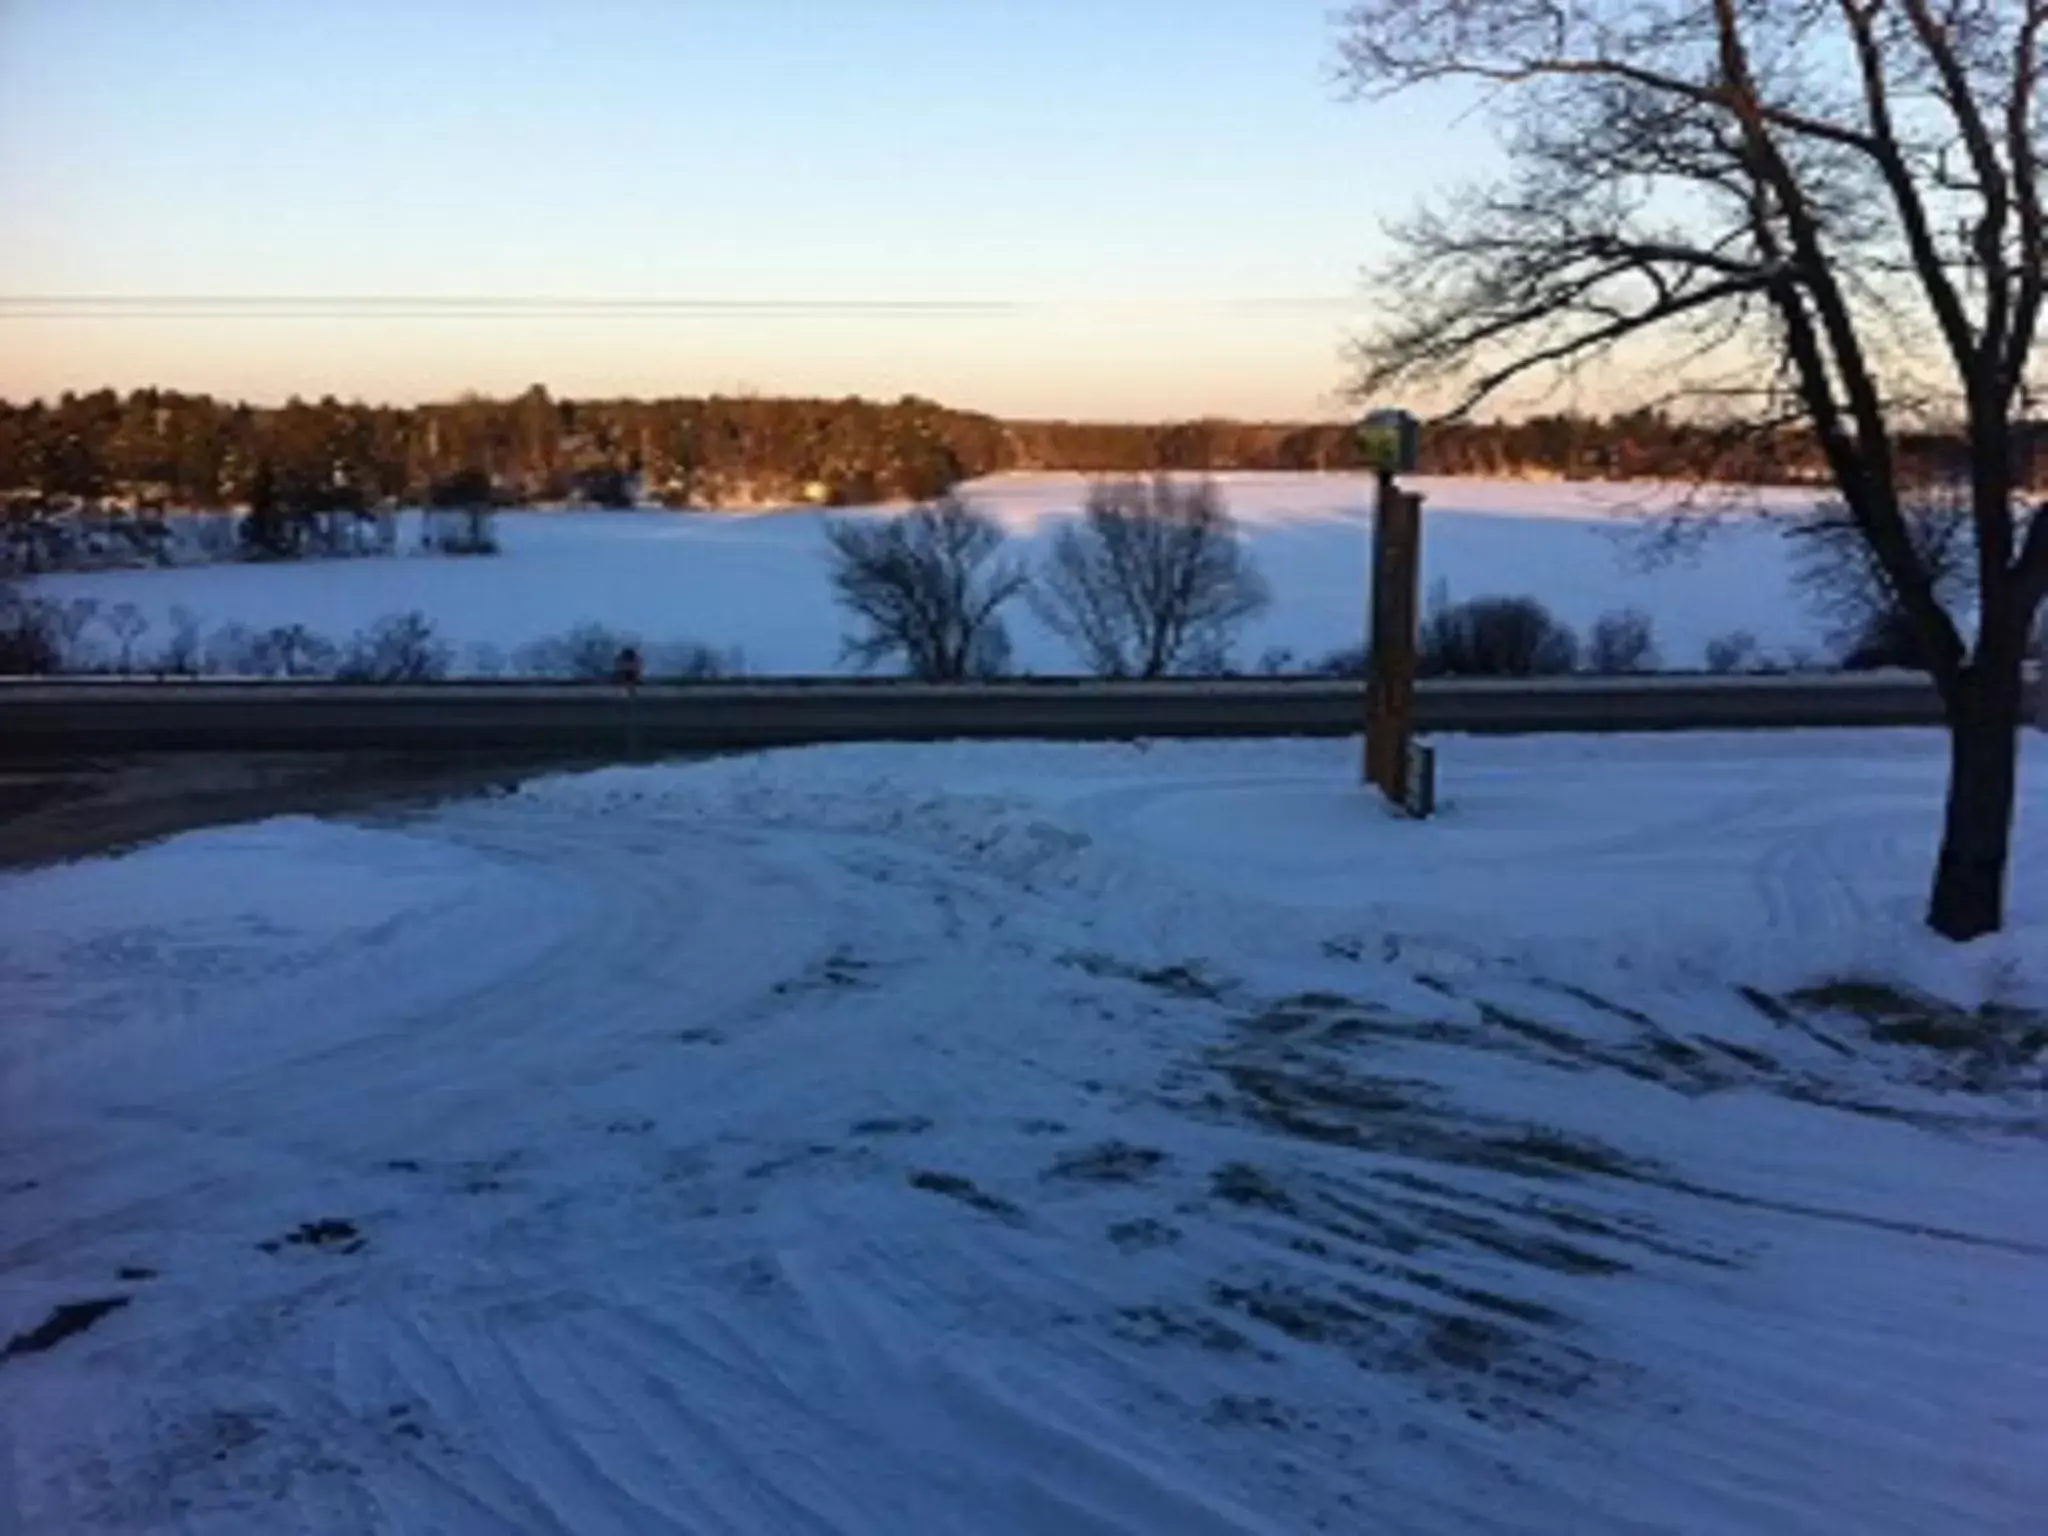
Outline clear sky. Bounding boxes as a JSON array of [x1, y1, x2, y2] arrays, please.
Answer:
[[0, 0, 1498, 418]]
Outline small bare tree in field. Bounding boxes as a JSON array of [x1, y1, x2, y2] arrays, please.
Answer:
[[1588, 607, 1662, 673], [1706, 629, 1766, 674], [158, 606, 203, 676], [0, 583, 63, 675], [104, 602, 149, 673], [1034, 477, 1270, 677], [824, 496, 1028, 681], [1337, 0, 2047, 940]]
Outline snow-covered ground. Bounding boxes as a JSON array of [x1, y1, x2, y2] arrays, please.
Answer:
[[25, 474, 1830, 673], [3, 730, 2043, 1534]]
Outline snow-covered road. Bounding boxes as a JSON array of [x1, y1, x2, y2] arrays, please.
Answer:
[[3, 733, 2044, 1534]]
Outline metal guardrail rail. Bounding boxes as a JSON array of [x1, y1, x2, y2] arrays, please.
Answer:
[[0, 672, 1963, 757]]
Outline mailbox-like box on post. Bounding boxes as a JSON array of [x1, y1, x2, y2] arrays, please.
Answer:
[[1357, 408, 1420, 476]]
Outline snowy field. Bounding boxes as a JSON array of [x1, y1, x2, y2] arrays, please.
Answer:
[[25, 474, 1831, 674], [3, 730, 2044, 1534]]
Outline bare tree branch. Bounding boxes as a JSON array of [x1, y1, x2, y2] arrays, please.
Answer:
[[1836, 0, 1981, 382], [1439, 273, 1775, 418], [1901, 0, 2012, 351], [2004, 4, 2047, 404]]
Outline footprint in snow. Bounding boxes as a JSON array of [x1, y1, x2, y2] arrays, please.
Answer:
[[258, 1218, 366, 1256]]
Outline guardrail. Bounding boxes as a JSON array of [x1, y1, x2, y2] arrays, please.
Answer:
[[0, 672, 1962, 758]]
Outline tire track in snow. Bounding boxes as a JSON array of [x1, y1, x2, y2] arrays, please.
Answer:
[[8, 739, 2046, 1535]]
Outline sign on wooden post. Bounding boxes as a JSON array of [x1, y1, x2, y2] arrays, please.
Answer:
[[615, 645, 645, 758], [1366, 475, 1425, 803], [1358, 408, 1420, 477], [1357, 408, 1427, 812]]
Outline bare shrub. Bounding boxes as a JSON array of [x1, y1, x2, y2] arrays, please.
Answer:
[[645, 640, 743, 681], [824, 496, 1026, 680], [1789, 483, 1974, 674], [464, 642, 506, 678], [1704, 630, 1764, 674], [104, 602, 150, 673], [200, 622, 332, 677], [513, 622, 642, 680], [205, 622, 267, 676], [155, 606, 204, 676], [1419, 590, 1579, 677], [1033, 477, 1269, 677], [264, 624, 339, 678], [1314, 644, 1372, 679], [48, 598, 101, 666], [0, 585, 65, 675], [337, 612, 451, 682], [1586, 608, 1660, 674]]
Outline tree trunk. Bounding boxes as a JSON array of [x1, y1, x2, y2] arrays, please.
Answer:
[[1927, 650, 2025, 941]]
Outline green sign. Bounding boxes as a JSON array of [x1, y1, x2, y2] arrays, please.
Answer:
[[1357, 409, 1420, 475]]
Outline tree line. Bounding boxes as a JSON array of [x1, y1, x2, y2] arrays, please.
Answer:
[[9, 386, 2030, 513], [0, 388, 1002, 512]]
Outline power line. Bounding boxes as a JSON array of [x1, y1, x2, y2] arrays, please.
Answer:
[[0, 294, 1368, 320]]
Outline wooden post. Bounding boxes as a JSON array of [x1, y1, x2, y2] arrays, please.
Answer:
[[1364, 471, 1392, 790], [1365, 472, 1424, 804], [615, 646, 644, 759]]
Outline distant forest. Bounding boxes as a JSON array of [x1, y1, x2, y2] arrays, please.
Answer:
[[1, 386, 2034, 512]]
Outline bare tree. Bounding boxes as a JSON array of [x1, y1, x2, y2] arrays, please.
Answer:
[[514, 622, 644, 680], [263, 624, 339, 679], [157, 605, 203, 676], [104, 602, 149, 673], [1587, 607, 1662, 673], [337, 611, 451, 682], [1706, 629, 1766, 673], [48, 598, 100, 666], [1790, 479, 1978, 667], [0, 583, 63, 675], [824, 496, 1028, 680], [1033, 477, 1270, 677], [1337, 1, 2048, 940], [204, 622, 264, 677]]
